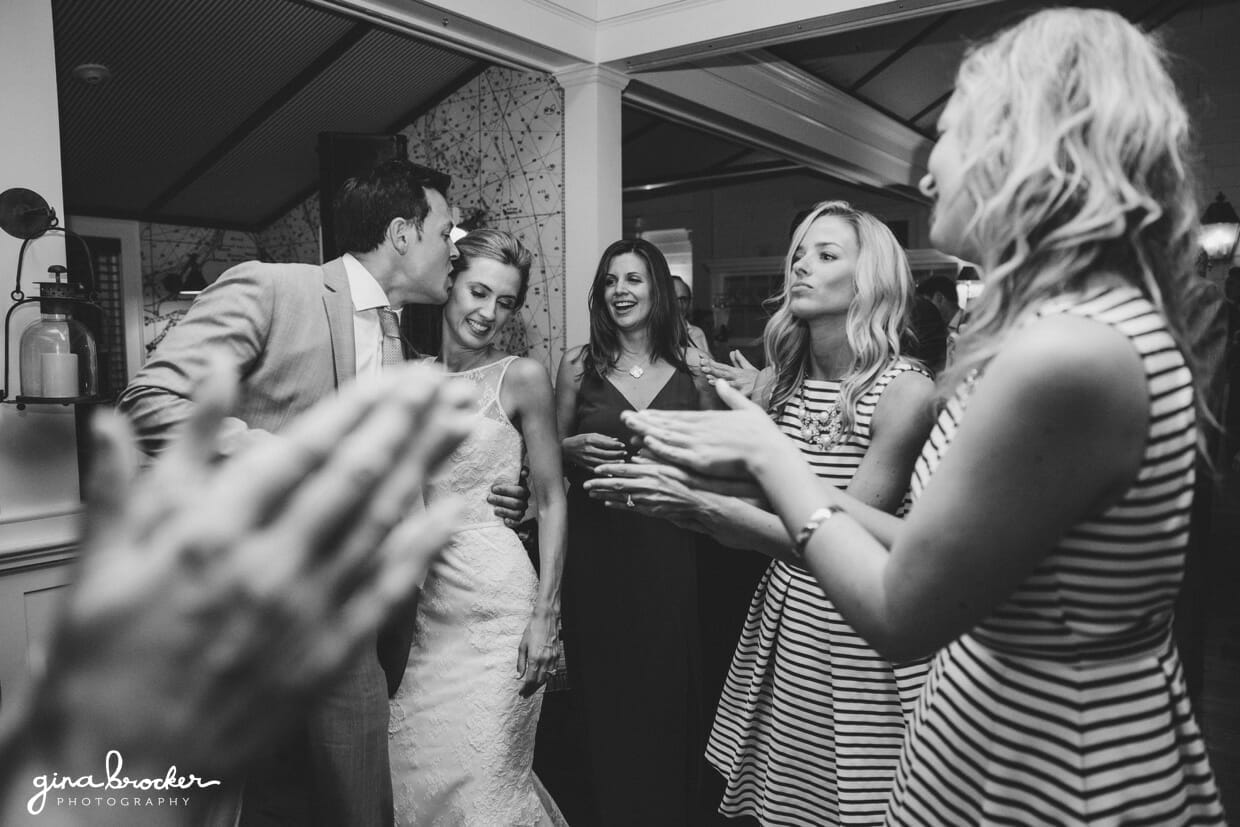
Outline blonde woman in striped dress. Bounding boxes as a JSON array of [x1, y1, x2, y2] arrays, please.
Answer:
[[622, 9, 1225, 824], [588, 201, 936, 824]]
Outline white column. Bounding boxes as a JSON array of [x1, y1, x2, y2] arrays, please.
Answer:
[[554, 64, 629, 362]]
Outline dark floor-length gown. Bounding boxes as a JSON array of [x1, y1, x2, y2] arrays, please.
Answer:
[[561, 366, 706, 826]]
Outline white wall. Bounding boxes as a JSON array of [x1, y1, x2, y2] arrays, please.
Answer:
[[0, 0, 80, 704], [0, 0, 83, 547]]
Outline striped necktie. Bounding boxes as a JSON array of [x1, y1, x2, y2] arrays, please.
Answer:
[[377, 307, 405, 368]]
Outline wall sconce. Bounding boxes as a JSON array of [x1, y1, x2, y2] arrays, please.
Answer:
[[1199, 192, 1240, 264], [175, 253, 207, 298], [169, 255, 228, 299], [0, 187, 104, 408]]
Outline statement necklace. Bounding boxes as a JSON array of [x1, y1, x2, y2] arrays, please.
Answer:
[[794, 381, 846, 451]]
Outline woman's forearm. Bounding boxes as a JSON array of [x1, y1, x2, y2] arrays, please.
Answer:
[[700, 493, 800, 563], [532, 500, 565, 615], [814, 476, 905, 547]]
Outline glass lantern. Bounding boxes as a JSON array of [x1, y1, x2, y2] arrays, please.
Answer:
[[17, 266, 99, 401]]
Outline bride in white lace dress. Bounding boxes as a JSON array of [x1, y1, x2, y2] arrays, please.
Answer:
[[389, 229, 567, 826]]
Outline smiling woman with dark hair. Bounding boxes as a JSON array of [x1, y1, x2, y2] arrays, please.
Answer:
[[553, 238, 715, 826]]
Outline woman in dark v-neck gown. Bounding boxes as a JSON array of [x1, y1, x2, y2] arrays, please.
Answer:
[[555, 239, 716, 826]]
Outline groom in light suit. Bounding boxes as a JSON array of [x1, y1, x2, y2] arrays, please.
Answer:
[[118, 159, 527, 826]]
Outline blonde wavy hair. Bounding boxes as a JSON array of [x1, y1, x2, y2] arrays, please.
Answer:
[[764, 200, 917, 435], [939, 8, 1201, 396]]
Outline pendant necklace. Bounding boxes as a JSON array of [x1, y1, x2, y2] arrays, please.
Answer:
[[619, 356, 646, 379], [794, 380, 846, 451]]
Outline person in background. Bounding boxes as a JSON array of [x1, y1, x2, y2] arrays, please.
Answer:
[[1172, 265, 1230, 706], [554, 239, 714, 826], [388, 229, 567, 825], [915, 274, 961, 332], [673, 275, 713, 353], [0, 360, 476, 827], [916, 274, 962, 366], [588, 201, 936, 825], [623, 9, 1226, 823], [904, 294, 948, 375], [1227, 268, 1240, 472], [117, 159, 529, 827]]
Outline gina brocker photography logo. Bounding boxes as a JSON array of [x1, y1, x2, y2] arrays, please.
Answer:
[[26, 750, 221, 816]]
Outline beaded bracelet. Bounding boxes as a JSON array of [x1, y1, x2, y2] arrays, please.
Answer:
[[792, 505, 845, 559]]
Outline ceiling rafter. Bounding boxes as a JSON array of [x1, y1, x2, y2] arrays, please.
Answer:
[[702, 147, 759, 171], [1140, 0, 1199, 30], [144, 20, 373, 215], [892, 0, 1193, 137], [850, 11, 956, 92], [908, 89, 952, 128], [622, 117, 667, 146], [254, 61, 489, 229]]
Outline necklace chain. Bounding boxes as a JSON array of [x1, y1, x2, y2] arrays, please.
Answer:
[[793, 381, 846, 451]]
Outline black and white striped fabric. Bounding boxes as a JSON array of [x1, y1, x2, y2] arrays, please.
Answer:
[[707, 362, 931, 826], [885, 286, 1226, 825]]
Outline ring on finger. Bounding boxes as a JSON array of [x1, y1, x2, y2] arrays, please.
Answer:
[[626, 494, 635, 508]]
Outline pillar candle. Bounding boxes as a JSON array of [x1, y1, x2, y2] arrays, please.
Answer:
[[41, 352, 79, 397]]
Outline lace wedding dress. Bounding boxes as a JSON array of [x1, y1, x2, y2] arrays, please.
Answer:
[[389, 356, 565, 826]]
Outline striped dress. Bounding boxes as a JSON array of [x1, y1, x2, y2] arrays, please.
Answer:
[[707, 362, 931, 826], [884, 287, 1226, 825]]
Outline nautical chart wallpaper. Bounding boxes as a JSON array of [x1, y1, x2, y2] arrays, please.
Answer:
[[138, 225, 261, 357], [137, 66, 566, 372], [404, 66, 565, 368]]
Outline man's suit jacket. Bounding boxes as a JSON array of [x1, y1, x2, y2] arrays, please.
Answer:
[[119, 258, 356, 456], [117, 258, 394, 827]]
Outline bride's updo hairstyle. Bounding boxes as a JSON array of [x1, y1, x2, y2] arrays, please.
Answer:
[[450, 228, 534, 309]]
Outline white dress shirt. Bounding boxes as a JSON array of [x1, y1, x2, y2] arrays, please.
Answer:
[[341, 253, 391, 380]]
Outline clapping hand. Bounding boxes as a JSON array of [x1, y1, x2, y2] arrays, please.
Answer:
[[17, 359, 476, 783], [700, 350, 760, 397], [585, 458, 716, 525], [621, 379, 782, 480]]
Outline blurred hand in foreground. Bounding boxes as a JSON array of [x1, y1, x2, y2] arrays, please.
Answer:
[[0, 357, 476, 818]]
